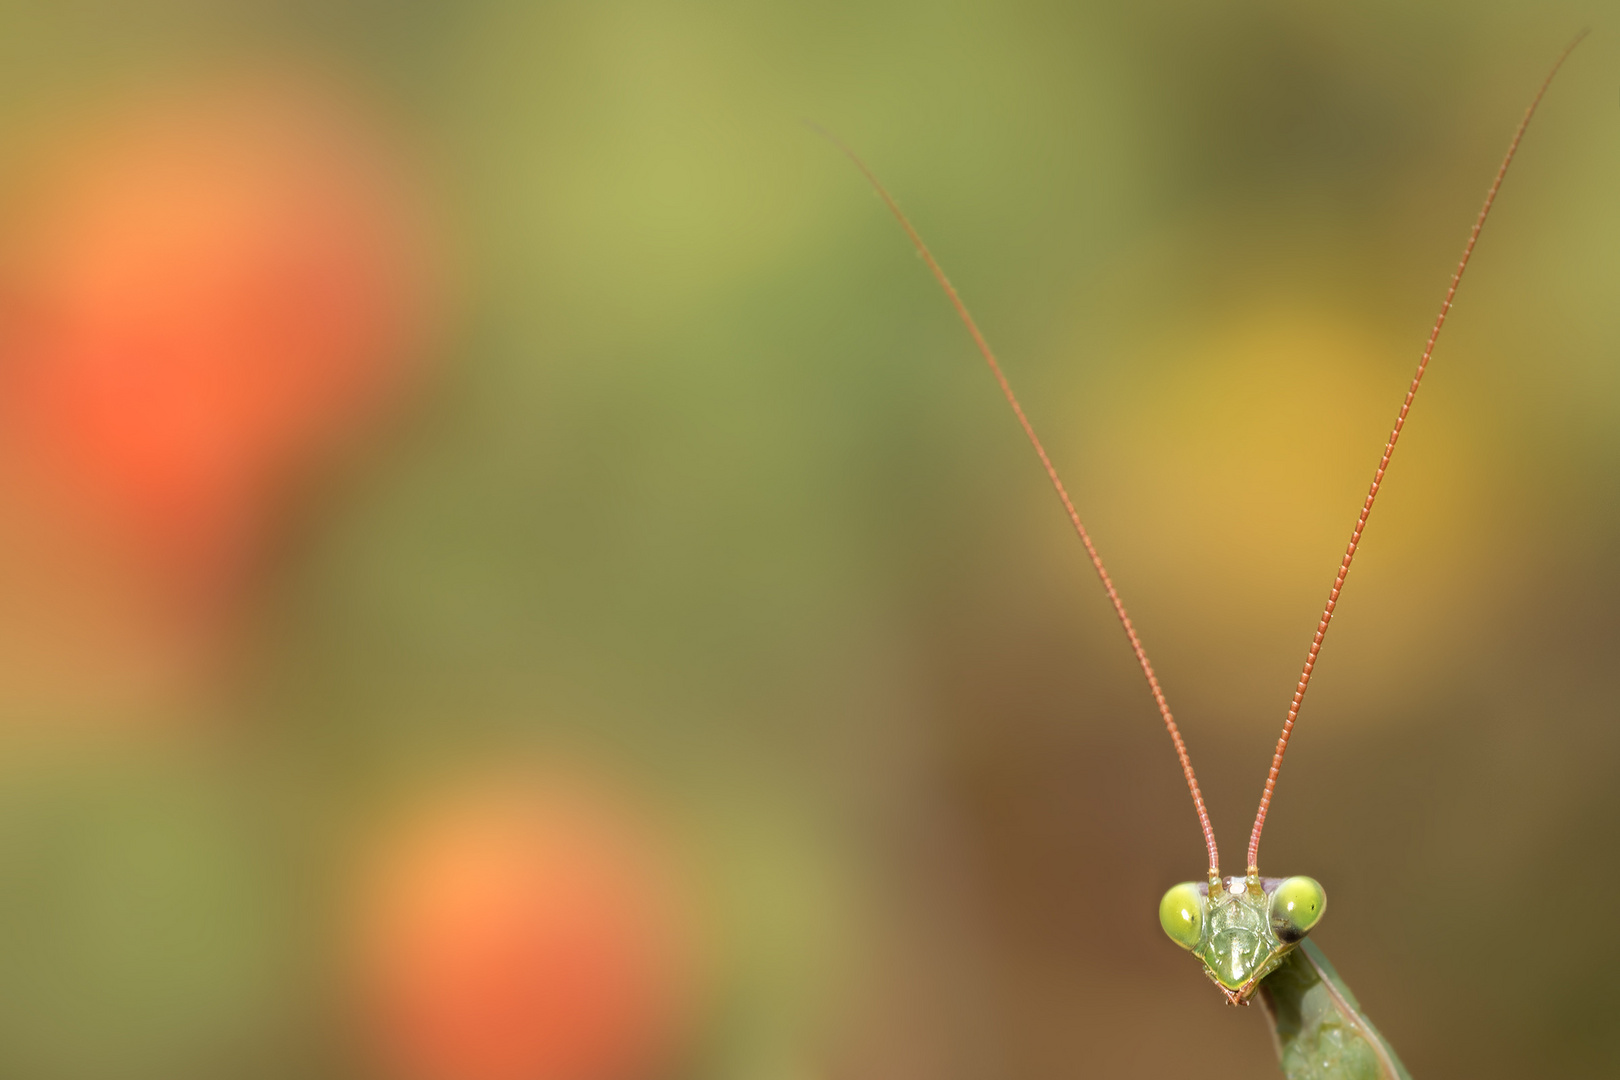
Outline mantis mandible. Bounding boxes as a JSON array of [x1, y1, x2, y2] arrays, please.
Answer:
[[820, 32, 1586, 1080]]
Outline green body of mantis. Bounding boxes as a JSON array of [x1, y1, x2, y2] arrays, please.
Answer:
[[1162, 875, 1411, 1079], [825, 31, 1583, 1079], [1260, 939, 1412, 1080]]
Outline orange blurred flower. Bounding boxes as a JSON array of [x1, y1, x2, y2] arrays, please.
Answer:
[[354, 767, 704, 1080], [0, 71, 442, 581]]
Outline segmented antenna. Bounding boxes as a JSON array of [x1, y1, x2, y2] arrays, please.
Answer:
[[1245, 31, 1588, 876], [812, 123, 1222, 885]]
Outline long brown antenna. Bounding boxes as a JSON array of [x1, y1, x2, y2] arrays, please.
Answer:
[[813, 123, 1222, 884], [1245, 31, 1587, 876]]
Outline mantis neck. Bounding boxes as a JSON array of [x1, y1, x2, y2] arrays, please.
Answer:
[[1256, 939, 1413, 1080]]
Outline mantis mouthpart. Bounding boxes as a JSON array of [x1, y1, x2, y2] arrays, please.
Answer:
[[820, 28, 1584, 1080]]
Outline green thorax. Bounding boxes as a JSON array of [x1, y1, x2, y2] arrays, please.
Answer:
[[1257, 939, 1412, 1080], [1161, 873, 1409, 1077]]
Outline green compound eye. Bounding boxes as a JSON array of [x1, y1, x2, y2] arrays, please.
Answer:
[[1269, 876, 1326, 943], [1158, 882, 1205, 950]]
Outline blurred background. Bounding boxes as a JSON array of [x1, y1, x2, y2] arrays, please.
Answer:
[[0, 2, 1612, 1079]]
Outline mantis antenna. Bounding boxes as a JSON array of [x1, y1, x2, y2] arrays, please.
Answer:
[[1243, 29, 1589, 878], [809, 121, 1224, 889]]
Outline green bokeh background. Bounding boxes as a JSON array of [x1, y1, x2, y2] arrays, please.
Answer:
[[0, 2, 1616, 1078]]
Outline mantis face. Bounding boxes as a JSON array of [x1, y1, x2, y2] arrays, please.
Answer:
[[1159, 875, 1325, 1004], [825, 29, 1578, 1067]]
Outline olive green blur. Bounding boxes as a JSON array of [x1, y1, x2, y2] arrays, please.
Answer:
[[1270, 876, 1328, 943], [0, 4, 1615, 1080], [1159, 881, 1205, 950]]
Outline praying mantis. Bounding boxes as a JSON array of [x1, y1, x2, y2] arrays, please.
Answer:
[[820, 31, 1586, 1080]]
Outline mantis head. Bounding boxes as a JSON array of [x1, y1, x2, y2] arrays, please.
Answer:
[[1159, 875, 1325, 1005], [823, 27, 1583, 1014]]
